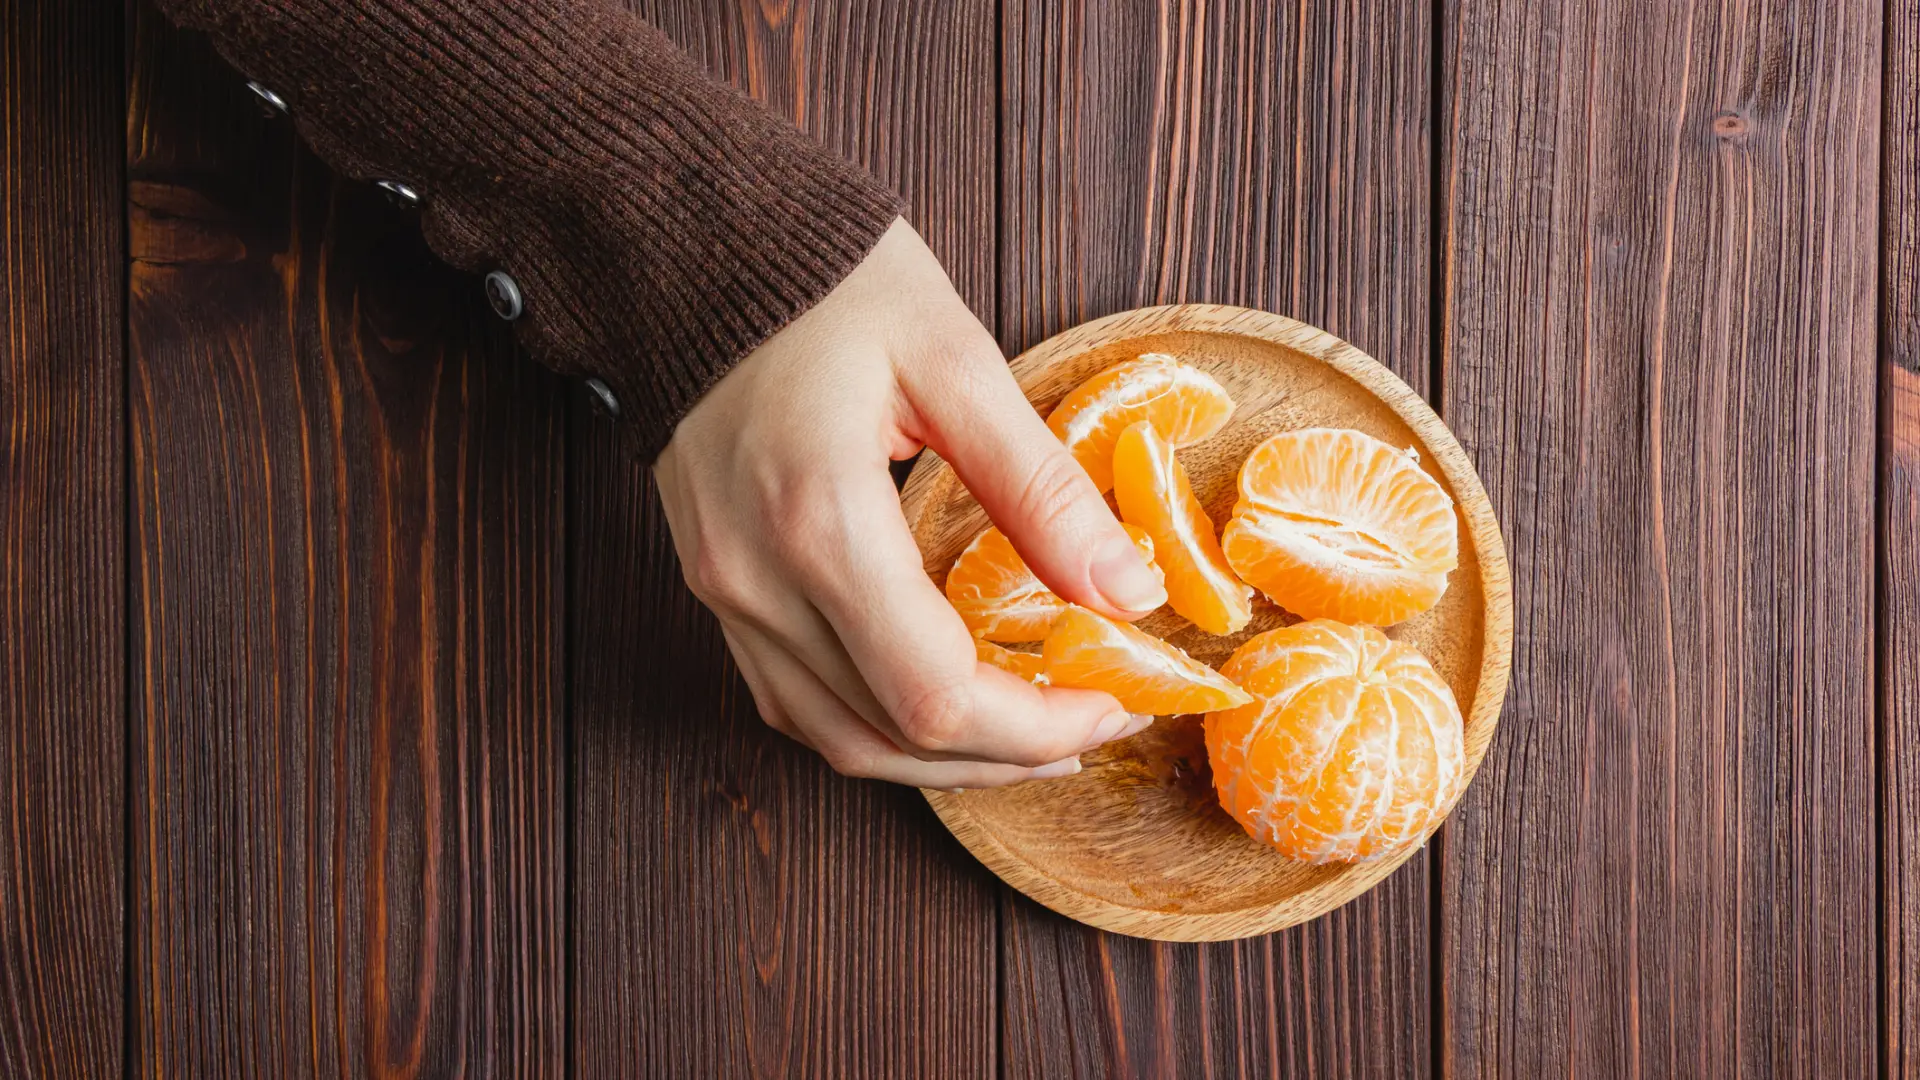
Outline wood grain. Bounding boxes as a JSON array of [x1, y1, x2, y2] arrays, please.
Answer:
[[569, 4, 999, 1077], [1884, 0, 1919, 1073], [128, 13, 567, 1075], [1439, 0, 1880, 1075], [998, 1, 1437, 1073], [3, 0, 1899, 1075], [904, 305, 1511, 942], [0, 0, 126, 1075]]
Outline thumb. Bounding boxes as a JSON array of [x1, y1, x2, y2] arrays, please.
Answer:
[[904, 347, 1168, 619]]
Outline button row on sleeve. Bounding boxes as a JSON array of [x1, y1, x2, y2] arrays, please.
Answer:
[[484, 272, 524, 321], [246, 81, 289, 116], [584, 379, 620, 417], [247, 82, 421, 212], [482, 271, 622, 416], [245, 78, 616, 421], [375, 180, 420, 209]]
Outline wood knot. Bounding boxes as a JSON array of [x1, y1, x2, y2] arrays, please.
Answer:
[[128, 181, 247, 267], [1712, 111, 1749, 137]]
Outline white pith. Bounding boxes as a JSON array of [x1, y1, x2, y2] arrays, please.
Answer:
[[1226, 430, 1460, 615], [949, 528, 1066, 636], [1072, 615, 1248, 703], [1213, 625, 1464, 862], [1060, 357, 1228, 451], [1157, 438, 1248, 609]]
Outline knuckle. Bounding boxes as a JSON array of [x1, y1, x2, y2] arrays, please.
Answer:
[[1012, 453, 1095, 536], [896, 680, 975, 752], [683, 545, 749, 612]]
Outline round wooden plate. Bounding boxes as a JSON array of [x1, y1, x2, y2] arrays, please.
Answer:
[[900, 304, 1512, 942]]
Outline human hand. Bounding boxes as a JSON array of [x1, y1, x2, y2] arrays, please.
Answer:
[[654, 219, 1167, 788]]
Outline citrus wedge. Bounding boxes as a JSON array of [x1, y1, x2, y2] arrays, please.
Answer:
[[975, 638, 1047, 683], [1045, 353, 1235, 491], [1041, 607, 1254, 715], [946, 524, 1161, 642], [1112, 420, 1253, 634]]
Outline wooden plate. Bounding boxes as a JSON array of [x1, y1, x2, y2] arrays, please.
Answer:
[[900, 304, 1512, 942]]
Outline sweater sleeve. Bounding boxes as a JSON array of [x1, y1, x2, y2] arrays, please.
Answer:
[[153, 0, 905, 461]]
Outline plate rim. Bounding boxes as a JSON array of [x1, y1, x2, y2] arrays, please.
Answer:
[[904, 303, 1514, 942]]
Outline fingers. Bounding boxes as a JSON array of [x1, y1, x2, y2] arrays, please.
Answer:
[[898, 344, 1166, 620], [675, 438, 1148, 774], [793, 466, 1150, 766], [725, 623, 1084, 788], [721, 626, 814, 750]]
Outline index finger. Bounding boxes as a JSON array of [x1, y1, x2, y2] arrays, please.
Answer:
[[797, 469, 1138, 767]]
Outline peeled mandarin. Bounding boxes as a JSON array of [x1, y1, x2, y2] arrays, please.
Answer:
[[1041, 607, 1253, 716], [975, 638, 1046, 683], [1112, 420, 1254, 634], [1204, 619, 1465, 864], [946, 524, 1161, 642], [1045, 353, 1235, 492], [1221, 428, 1458, 625]]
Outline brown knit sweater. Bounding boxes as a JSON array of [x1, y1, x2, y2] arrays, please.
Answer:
[[154, 0, 904, 461]]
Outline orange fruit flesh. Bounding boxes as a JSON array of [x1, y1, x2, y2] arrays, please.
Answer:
[[1045, 353, 1235, 492], [1204, 620, 1465, 863], [947, 524, 1161, 642], [1112, 420, 1253, 635], [1042, 607, 1254, 716], [1222, 428, 1458, 626], [975, 638, 1046, 683]]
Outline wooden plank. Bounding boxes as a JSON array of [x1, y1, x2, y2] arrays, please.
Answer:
[[570, 3, 999, 1077], [1883, 0, 1919, 1074], [127, 13, 567, 1075], [0, 1, 126, 1075], [997, 2, 1434, 1076], [1439, 0, 1879, 1075]]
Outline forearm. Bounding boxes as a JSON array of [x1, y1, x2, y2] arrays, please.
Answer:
[[153, 0, 902, 459]]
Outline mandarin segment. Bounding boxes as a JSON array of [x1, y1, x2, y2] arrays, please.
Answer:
[[1045, 353, 1235, 491], [946, 524, 1161, 642], [1112, 420, 1254, 634], [975, 638, 1047, 683], [1204, 620, 1465, 864], [1222, 428, 1458, 625], [1041, 607, 1254, 716]]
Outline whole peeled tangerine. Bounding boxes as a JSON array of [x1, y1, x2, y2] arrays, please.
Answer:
[[1204, 619, 1465, 863]]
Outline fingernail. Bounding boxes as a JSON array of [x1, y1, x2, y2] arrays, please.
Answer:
[[945, 787, 968, 795], [1121, 712, 1156, 737], [1031, 758, 1082, 780], [1091, 537, 1167, 614]]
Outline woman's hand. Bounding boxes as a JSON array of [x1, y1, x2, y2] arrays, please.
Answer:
[[655, 219, 1167, 788]]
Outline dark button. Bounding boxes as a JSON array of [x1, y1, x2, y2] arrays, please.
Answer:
[[484, 272, 524, 321], [585, 378, 620, 417], [246, 81, 289, 116], [375, 180, 420, 209]]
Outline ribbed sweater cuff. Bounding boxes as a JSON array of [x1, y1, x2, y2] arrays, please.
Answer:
[[156, 0, 905, 460]]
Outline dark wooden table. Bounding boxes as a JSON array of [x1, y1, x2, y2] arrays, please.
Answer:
[[2, 0, 1911, 1075]]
